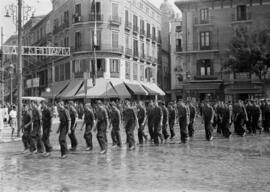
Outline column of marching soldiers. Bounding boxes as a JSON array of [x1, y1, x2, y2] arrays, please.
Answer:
[[21, 98, 270, 159]]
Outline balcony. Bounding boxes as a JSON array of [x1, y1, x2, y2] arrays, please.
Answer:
[[133, 51, 139, 59], [126, 73, 130, 80], [125, 48, 132, 57], [72, 14, 82, 24], [140, 29, 145, 37], [71, 44, 124, 55], [133, 25, 139, 34], [109, 16, 121, 26], [74, 72, 84, 79], [152, 57, 158, 64], [146, 33, 151, 41], [140, 54, 146, 61], [89, 13, 103, 22], [232, 12, 252, 23], [110, 72, 120, 78], [182, 42, 219, 53], [152, 35, 157, 43], [146, 56, 152, 63], [125, 22, 132, 31], [157, 36, 161, 45], [194, 75, 218, 80], [176, 46, 183, 52], [53, 22, 69, 34], [194, 16, 214, 26]]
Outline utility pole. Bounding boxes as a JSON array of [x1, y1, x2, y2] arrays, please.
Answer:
[[1, 27, 4, 105], [17, 0, 23, 137]]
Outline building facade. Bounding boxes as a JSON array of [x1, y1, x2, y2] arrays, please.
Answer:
[[20, 0, 164, 99], [175, 0, 270, 102]]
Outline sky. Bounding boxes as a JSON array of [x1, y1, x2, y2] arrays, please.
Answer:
[[0, 0, 179, 43]]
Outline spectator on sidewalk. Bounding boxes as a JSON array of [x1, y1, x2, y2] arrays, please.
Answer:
[[9, 106, 17, 138], [0, 105, 4, 133]]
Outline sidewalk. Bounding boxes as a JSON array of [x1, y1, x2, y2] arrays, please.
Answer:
[[0, 123, 21, 143]]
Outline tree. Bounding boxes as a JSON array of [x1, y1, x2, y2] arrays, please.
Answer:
[[224, 26, 270, 80]]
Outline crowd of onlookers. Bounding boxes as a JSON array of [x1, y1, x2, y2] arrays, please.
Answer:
[[0, 103, 18, 138]]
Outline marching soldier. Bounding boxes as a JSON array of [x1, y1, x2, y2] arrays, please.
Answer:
[[233, 100, 247, 137], [31, 101, 44, 153], [264, 100, 270, 132], [111, 101, 122, 148], [251, 100, 262, 134], [41, 101, 53, 157], [95, 101, 109, 154], [160, 101, 169, 142], [81, 103, 96, 151], [188, 100, 196, 138], [245, 100, 253, 134], [177, 99, 189, 143], [22, 104, 33, 153], [168, 102, 176, 140], [152, 100, 163, 145], [123, 100, 138, 150], [221, 102, 232, 138], [147, 100, 155, 142], [202, 99, 215, 141], [137, 101, 147, 144], [57, 101, 71, 159], [68, 101, 78, 151]]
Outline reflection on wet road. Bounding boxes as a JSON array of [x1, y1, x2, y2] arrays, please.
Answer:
[[1, 124, 270, 192]]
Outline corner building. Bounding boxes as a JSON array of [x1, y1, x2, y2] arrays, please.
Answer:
[[38, 0, 164, 100], [175, 0, 270, 102]]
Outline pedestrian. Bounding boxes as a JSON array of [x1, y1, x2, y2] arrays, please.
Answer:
[[111, 101, 122, 148], [57, 101, 71, 159], [221, 102, 232, 138], [188, 100, 196, 138], [9, 105, 17, 138], [137, 101, 147, 144], [168, 102, 176, 140], [245, 100, 253, 134], [251, 100, 262, 134], [177, 99, 189, 143], [80, 103, 96, 151], [95, 100, 109, 154], [233, 100, 247, 137], [152, 100, 163, 145], [22, 104, 34, 153], [147, 100, 155, 142], [31, 102, 44, 153], [0, 105, 4, 134], [260, 100, 268, 132], [123, 100, 138, 150], [68, 101, 78, 151], [264, 100, 270, 132], [202, 99, 215, 141], [41, 101, 53, 157], [160, 101, 169, 142]]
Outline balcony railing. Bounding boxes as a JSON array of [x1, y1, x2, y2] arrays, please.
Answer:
[[133, 51, 139, 59], [152, 35, 157, 43], [176, 46, 183, 52], [194, 75, 218, 80], [125, 48, 132, 57], [72, 14, 82, 23], [126, 73, 130, 80], [194, 16, 214, 25], [74, 72, 84, 79], [146, 33, 151, 41], [110, 72, 120, 78], [146, 56, 152, 63], [133, 25, 139, 34], [140, 54, 145, 61], [71, 44, 124, 54], [73, 71, 104, 79], [110, 16, 121, 25], [89, 13, 103, 22], [157, 36, 161, 44], [140, 29, 145, 37], [125, 22, 132, 31], [232, 12, 252, 22], [152, 57, 158, 64], [184, 42, 219, 52]]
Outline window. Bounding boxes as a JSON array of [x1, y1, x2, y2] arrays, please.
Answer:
[[146, 42, 150, 57], [140, 65, 144, 81], [110, 59, 120, 73], [140, 19, 144, 32], [112, 32, 119, 48], [133, 15, 138, 29], [133, 39, 138, 57], [125, 10, 129, 24], [140, 41, 144, 57], [197, 59, 212, 76], [125, 61, 130, 79], [152, 45, 155, 58], [60, 64, 65, 81], [75, 31, 81, 49], [147, 23, 151, 37], [55, 65, 60, 82], [91, 30, 101, 49], [75, 4, 81, 16], [64, 36, 69, 47], [133, 63, 138, 80], [64, 11, 69, 26], [200, 8, 209, 24], [91, 1, 101, 14], [152, 26, 156, 39], [112, 3, 119, 19], [65, 62, 70, 80], [176, 39, 182, 51], [200, 31, 211, 50], [125, 35, 130, 49], [237, 5, 247, 20]]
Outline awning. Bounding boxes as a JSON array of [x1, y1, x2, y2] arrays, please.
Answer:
[[124, 81, 148, 96], [58, 79, 83, 99], [110, 78, 131, 98], [75, 78, 119, 99], [41, 81, 69, 98], [141, 82, 166, 96]]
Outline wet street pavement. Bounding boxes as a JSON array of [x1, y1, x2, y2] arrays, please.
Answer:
[[0, 120, 270, 192]]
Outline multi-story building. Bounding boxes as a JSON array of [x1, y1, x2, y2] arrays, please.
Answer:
[[175, 0, 270, 102], [24, 0, 164, 100]]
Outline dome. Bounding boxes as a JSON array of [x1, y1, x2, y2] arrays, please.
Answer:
[[160, 0, 175, 16]]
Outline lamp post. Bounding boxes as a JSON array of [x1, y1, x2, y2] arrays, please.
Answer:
[[8, 64, 15, 105]]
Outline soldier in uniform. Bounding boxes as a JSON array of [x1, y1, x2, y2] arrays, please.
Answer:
[[41, 101, 53, 156], [160, 101, 169, 142], [168, 102, 176, 140], [233, 100, 247, 137], [152, 100, 163, 145], [95, 100, 109, 154], [245, 100, 253, 134], [123, 100, 138, 150], [80, 103, 96, 150], [31, 101, 44, 153], [221, 102, 232, 138], [22, 104, 33, 153], [110, 101, 122, 147], [137, 101, 147, 144], [251, 100, 262, 134], [202, 99, 215, 141], [188, 100, 196, 138], [147, 100, 155, 142], [57, 101, 71, 159], [264, 100, 270, 132], [177, 99, 189, 143], [68, 101, 78, 151]]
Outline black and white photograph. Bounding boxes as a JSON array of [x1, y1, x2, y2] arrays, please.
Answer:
[[0, 0, 270, 191]]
